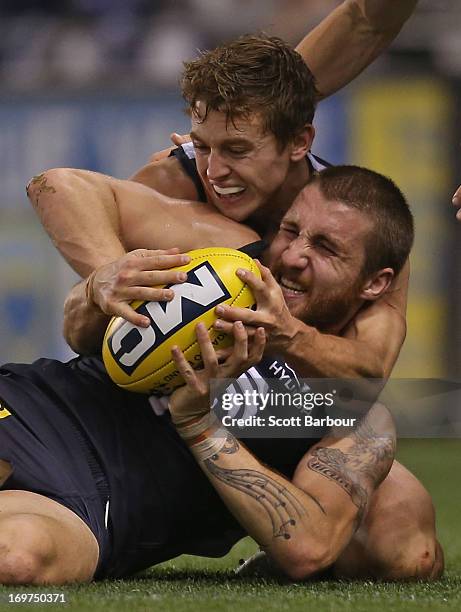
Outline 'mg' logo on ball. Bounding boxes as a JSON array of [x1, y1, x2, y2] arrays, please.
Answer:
[[103, 247, 259, 394], [107, 261, 230, 376]]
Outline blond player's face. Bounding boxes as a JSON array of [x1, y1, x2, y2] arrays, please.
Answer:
[[190, 103, 294, 222]]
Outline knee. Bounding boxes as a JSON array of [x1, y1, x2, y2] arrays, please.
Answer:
[[380, 537, 444, 581], [0, 516, 56, 585], [410, 539, 444, 580], [277, 541, 336, 581], [0, 549, 48, 585]]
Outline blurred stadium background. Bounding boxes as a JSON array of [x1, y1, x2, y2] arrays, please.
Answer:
[[0, 1, 460, 386], [0, 2, 460, 601]]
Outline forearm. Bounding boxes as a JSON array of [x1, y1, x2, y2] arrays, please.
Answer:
[[27, 168, 126, 277], [297, 0, 418, 98], [63, 280, 109, 355], [282, 321, 385, 379], [179, 420, 329, 580]]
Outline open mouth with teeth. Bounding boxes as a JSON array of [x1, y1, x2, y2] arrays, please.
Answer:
[[212, 185, 246, 199], [279, 277, 307, 295]]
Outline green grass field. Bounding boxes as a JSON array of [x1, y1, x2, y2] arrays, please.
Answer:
[[0, 440, 460, 611]]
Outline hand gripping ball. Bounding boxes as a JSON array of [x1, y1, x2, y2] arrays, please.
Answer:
[[102, 247, 260, 395]]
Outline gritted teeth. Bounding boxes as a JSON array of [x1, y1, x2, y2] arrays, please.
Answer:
[[280, 277, 306, 293], [212, 185, 245, 195]]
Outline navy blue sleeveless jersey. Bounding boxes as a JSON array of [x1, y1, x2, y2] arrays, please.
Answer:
[[169, 142, 330, 203], [0, 354, 323, 579]]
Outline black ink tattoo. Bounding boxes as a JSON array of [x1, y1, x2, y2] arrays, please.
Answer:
[[204, 434, 306, 543], [26, 173, 56, 206], [307, 448, 368, 518], [217, 434, 240, 456], [306, 417, 394, 523]]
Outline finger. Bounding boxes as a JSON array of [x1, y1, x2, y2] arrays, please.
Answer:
[[235, 267, 267, 296], [254, 259, 279, 288], [171, 132, 191, 145], [195, 322, 218, 378], [113, 303, 151, 327], [230, 321, 248, 363], [453, 187, 461, 207], [135, 253, 191, 271], [171, 345, 200, 391], [215, 304, 261, 325], [136, 269, 188, 287], [122, 286, 175, 302], [248, 327, 266, 363], [214, 319, 256, 337]]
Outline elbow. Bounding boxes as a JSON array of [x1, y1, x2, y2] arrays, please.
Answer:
[[26, 167, 69, 209], [272, 542, 335, 582], [347, 0, 415, 37], [360, 359, 385, 380]]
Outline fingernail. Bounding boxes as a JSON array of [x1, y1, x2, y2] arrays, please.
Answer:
[[177, 272, 187, 281], [237, 268, 246, 277], [235, 321, 243, 328], [214, 319, 223, 329], [215, 305, 224, 314], [164, 290, 174, 299], [181, 256, 190, 264]]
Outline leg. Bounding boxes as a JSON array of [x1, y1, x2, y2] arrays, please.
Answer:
[[0, 489, 99, 585], [332, 460, 444, 580]]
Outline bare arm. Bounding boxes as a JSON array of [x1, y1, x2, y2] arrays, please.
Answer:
[[31, 168, 258, 354], [215, 262, 409, 379], [27, 163, 199, 278], [169, 325, 395, 580], [27, 169, 126, 278], [297, 0, 418, 99], [63, 249, 191, 354]]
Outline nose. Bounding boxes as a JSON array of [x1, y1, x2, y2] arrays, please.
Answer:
[[206, 150, 231, 181], [281, 237, 310, 270]]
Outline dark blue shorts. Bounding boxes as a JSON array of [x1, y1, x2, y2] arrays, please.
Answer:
[[0, 368, 112, 577]]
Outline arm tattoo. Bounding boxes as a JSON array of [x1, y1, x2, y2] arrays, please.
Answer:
[[26, 173, 56, 206], [307, 447, 368, 520], [204, 434, 306, 543], [307, 418, 394, 522]]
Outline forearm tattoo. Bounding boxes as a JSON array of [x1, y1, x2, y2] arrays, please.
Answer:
[[26, 173, 56, 206], [306, 418, 394, 522], [204, 434, 306, 543]]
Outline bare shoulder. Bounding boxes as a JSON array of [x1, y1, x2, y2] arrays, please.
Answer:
[[130, 155, 199, 200]]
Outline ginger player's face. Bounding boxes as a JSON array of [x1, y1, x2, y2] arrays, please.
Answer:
[[190, 103, 300, 222], [267, 184, 374, 331]]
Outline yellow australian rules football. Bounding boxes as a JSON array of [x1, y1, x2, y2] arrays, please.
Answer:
[[102, 247, 261, 395]]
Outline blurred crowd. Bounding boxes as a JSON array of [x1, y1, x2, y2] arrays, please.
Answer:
[[0, 0, 459, 91]]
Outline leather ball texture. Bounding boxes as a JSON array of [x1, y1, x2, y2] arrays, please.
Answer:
[[102, 247, 260, 395]]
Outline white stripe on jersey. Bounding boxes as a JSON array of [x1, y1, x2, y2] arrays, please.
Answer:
[[307, 152, 327, 172]]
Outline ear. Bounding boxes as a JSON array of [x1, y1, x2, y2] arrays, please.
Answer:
[[289, 124, 315, 162], [359, 268, 394, 302]]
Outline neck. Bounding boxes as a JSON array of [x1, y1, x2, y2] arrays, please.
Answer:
[[322, 300, 368, 336]]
